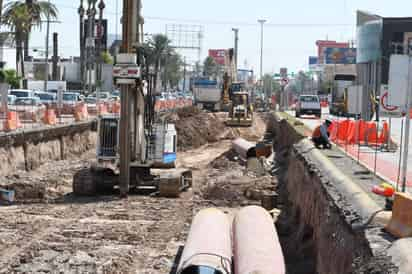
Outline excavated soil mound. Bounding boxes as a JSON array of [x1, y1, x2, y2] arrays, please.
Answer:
[[169, 107, 267, 151], [169, 108, 235, 151]]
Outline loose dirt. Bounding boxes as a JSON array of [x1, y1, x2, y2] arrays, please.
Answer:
[[0, 111, 276, 274]]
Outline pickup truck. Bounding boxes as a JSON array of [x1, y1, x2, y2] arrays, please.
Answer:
[[295, 94, 321, 118]]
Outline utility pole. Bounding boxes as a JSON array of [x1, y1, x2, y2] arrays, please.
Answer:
[[258, 19, 266, 81], [44, 0, 51, 92], [232, 28, 239, 72], [79, 0, 86, 93]]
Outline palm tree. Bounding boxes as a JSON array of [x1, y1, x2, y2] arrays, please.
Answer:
[[2, 0, 58, 78], [149, 34, 172, 92]]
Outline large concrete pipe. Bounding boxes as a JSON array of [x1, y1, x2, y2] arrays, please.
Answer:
[[232, 138, 256, 160], [233, 206, 285, 274], [177, 208, 232, 274]]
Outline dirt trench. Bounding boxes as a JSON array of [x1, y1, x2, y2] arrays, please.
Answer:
[[0, 111, 282, 274]]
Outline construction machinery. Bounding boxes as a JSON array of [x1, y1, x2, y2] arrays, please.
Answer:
[[73, 0, 192, 197], [225, 82, 253, 127]]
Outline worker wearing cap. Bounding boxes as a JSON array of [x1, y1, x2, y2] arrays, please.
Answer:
[[312, 120, 332, 149]]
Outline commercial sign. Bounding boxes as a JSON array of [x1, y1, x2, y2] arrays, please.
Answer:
[[309, 56, 320, 71], [208, 49, 226, 65], [316, 40, 350, 64], [324, 47, 357, 64]]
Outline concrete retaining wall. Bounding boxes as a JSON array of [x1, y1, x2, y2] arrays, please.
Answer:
[[0, 121, 96, 177], [270, 113, 397, 274]]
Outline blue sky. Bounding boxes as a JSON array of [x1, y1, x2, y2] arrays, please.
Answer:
[[27, 0, 412, 74]]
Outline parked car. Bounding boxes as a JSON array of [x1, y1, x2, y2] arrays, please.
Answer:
[[34, 91, 57, 107], [85, 96, 97, 115], [112, 90, 120, 97], [9, 97, 46, 121], [9, 89, 36, 98], [7, 95, 17, 105], [89, 92, 111, 102], [295, 95, 321, 118], [61, 92, 83, 114]]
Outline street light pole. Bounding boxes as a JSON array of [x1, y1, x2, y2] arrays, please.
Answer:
[[232, 28, 239, 73], [258, 19, 266, 81]]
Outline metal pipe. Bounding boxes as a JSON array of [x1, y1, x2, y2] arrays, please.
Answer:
[[177, 208, 232, 274], [232, 138, 256, 160], [233, 206, 285, 274]]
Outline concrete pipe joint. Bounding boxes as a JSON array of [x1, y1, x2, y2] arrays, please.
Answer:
[[233, 206, 286, 274], [177, 208, 232, 274]]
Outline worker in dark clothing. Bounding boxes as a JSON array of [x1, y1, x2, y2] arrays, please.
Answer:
[[312, 120, 332, 149]]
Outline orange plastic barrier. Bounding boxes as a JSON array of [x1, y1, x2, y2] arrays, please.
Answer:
[[74, 104, 89, 122], [112, 102, 121, 114], [3, 111, 22, 131], [329, 119, 389, 146], [97, 103, 108, 115], [43, 109, 57, 125], [378, 121, 389, 144], [386, 192, 412, 238]]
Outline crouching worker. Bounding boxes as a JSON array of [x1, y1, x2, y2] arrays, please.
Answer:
[[312, 120, 332, 149]]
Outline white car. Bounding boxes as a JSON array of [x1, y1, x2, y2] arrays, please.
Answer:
[[295, 95, 321, 118], [9, 89, 36, 98]]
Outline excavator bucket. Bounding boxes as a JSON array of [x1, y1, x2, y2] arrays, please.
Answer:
[[385, 192, 412, 238]]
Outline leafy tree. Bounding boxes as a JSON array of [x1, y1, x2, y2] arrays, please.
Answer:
[[164, 53, 183, 88], [142, 34, 184, 91], [101, 51, 113, 65], [203, 56, 219, 78], [0, 69, 22, 88], [2, 0, 58, 78]]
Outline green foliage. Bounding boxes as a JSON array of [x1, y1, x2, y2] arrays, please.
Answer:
[[101, 51, 113, 65], [262, 73, 280, 96], [0, 69, 21, 88], [203, 56, 219, 78], [142, 34, 184, 89], [165, 53, 183, 88], [2, 1, 58, 77]]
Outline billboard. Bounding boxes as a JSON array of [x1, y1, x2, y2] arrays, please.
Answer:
[[324, 47, 357, 64], [208, 49, 226, 65], [316, 40, 350, 64]]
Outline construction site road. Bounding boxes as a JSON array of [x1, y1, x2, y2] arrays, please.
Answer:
[[0, 111, 275, 274]]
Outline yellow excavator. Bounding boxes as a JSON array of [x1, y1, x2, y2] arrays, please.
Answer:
[[221, 49, 253, 127], [225, 82, 253, 127]]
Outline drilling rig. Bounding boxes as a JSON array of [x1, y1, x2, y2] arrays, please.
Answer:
[[73, 0, 192, 197]]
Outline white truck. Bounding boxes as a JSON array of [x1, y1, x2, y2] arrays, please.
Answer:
[[193, 79, 221, 111], [295, 94, 321, 118]]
